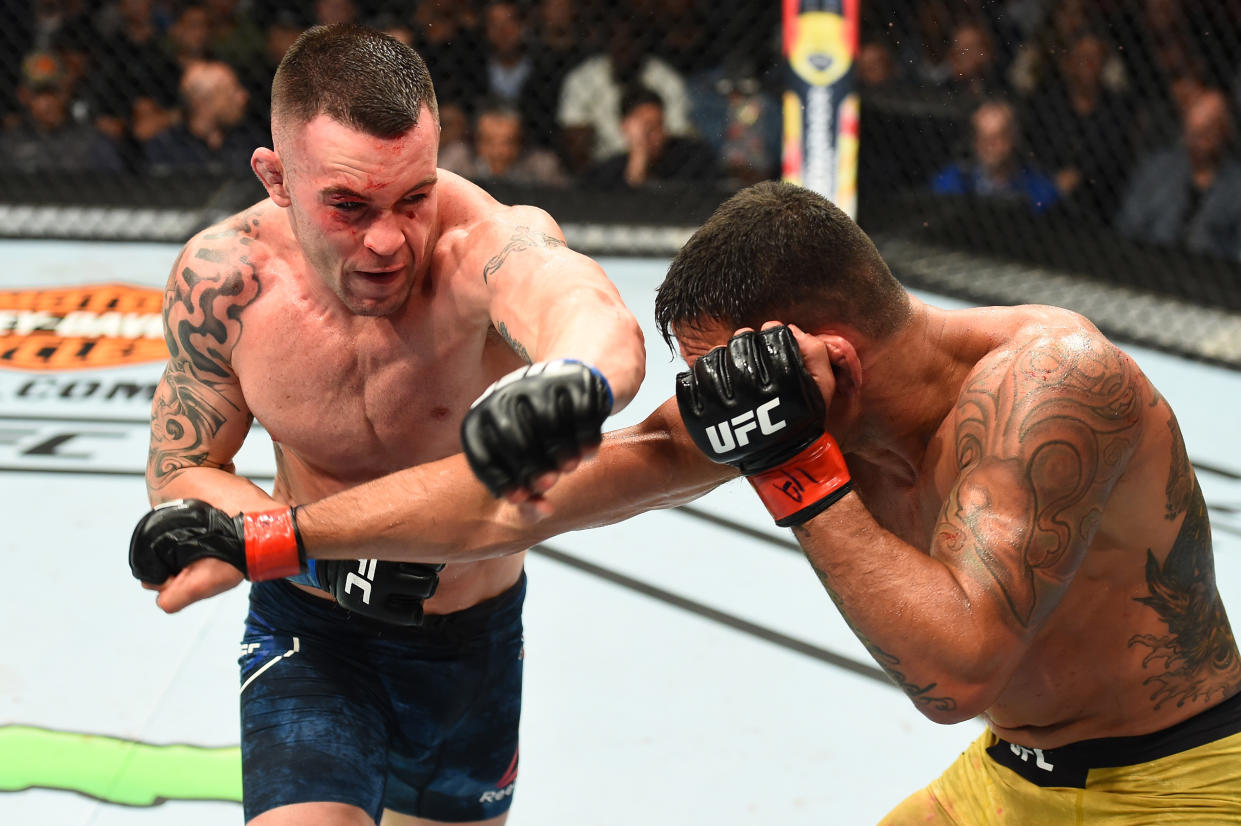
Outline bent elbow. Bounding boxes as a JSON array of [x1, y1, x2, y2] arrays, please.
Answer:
[[608, 319, 647, 411]]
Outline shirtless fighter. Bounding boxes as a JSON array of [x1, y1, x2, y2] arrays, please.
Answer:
[[133, 24, 644, 826], [667, 183, 1241, 823], [134, 181, 1241, 821]]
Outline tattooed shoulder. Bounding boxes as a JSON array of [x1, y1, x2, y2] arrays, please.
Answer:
[[163, 231, 263, 380], [940, 331, 1145, 628], [482, 225, 566, 284]]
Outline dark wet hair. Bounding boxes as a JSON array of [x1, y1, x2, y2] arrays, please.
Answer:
[[655, 180, 911, 348]]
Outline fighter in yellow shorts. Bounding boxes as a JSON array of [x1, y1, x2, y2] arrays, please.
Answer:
[[887, 694, 1241, 823]]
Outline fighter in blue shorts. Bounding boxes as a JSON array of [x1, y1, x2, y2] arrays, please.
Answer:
[[128, 22, 646, 826], [239, 573, 526, 822]]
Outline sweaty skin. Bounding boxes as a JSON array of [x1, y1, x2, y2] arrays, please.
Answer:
[[676, 304, 1240, 749], [144, 110, 646, 614], [148, 250, 1241, 755]]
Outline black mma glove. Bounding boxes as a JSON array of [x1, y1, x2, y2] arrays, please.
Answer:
[[129, 499, 305, 584], [313, 559, 446, 626], [676, 325, 852, 527], [461, 359, 614, 498]]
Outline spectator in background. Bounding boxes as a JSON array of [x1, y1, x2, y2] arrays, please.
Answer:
[[893, 0, 959, 88], [1025, 29, 1133, 222], [440, 100, 567, 186], [1007, 0, 1126, 97], [142, 59, 261, 175], [0, 50, 123, 172], [163, 2, 213, 70], [372, 12, 415, 46], [522, 0, 592, 152], [558, 9, 694, 174], [584, 85, 716, 190], [1116, 88, 1241, 261], [86, 0, 181, 147], [1114, 0, 1196, 90], [240, 10, 304, 135], [46, 24, 95, 126], [937, 19, 1007, 107], [689, 55, 779, 186], [437, 100, 471, 163], [204, 0, 265, 74], [630, 0, 709, 76], [27, 0, 93, 54], [414, 0, 484, 116], [932, 98, 1059, 213], [856, 39, 902, 93], [480, 0, 533, 106], [313, 0, 358, 27]]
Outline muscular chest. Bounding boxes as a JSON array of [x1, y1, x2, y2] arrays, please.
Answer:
[[234, 313, 520, 477]]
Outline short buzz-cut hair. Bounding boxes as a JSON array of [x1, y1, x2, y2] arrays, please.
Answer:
[[655, 181, 912, 349], [271, 23, 438, 141]]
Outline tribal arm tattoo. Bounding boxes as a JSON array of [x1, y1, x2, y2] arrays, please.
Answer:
[[935, 334, 1144, 632], [147, 232, 262, 492], [481, 226, 566, 285]]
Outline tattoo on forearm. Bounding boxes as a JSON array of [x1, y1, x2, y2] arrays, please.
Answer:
[[148, 366, 244, 486], [482, 226, 566, 284], [798, 539, 959, 712], [496, 321, 531, 362], [1129, 480, 1241, 709], [940, 337, 1143, 628], [870, 645, 958, 713]]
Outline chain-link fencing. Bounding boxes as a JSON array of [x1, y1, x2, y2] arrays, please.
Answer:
[[1, 1, 1240, 364]]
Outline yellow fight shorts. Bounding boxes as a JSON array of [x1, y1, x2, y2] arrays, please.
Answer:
[[880, 690, 1241, 825]]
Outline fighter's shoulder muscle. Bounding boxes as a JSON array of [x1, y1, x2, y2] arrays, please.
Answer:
[[435, 172, 570, 275], [951, 305, 1148, 459], [162, 203, 277, 377]]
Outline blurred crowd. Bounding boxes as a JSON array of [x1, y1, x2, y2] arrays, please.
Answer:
[[2, 0, 1241, 261], [862, 0, 1241, 261], [0, 0, 780, 191]]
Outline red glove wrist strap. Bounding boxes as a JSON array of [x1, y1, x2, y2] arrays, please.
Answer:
[[747, 433, 852, 527], [243, 508, 303, 581]]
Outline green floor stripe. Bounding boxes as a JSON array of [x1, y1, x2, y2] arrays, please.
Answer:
[[0, 725, 241, 806]]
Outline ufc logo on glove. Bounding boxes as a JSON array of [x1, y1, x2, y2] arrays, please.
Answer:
[[704, 398, 787, 453], [344, 559, 379, 605]]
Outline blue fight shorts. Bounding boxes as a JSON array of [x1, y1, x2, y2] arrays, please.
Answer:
[[238, 571, 526, 823]]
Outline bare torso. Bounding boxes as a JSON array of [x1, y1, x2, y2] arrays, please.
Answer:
[[850, 304, 1240, 747], [216, 177, 533, 612]]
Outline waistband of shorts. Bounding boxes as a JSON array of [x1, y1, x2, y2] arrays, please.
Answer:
[[261, 569, 526, 637], [992, 688, 1241, 774]]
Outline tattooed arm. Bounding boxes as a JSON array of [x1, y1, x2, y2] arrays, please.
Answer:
[[146, 228, 275, 514], [472, 207, 646, 411], [793, 332, 1146, 723]]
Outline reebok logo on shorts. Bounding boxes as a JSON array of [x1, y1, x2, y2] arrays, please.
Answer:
[[478, 783, 515, 805]]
